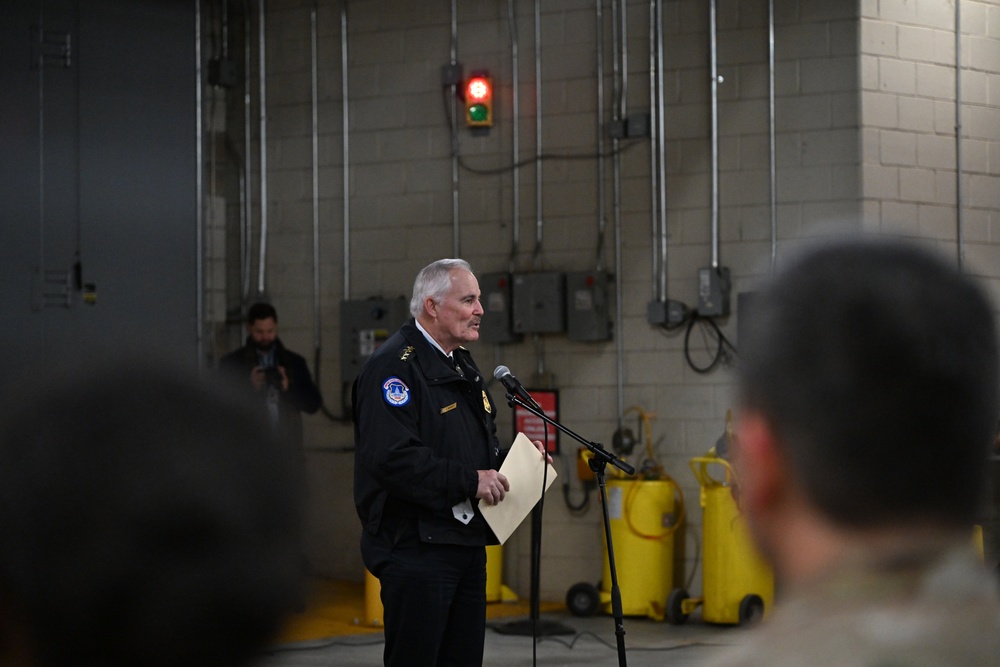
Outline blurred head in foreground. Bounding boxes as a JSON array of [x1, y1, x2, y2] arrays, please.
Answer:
[[0, 362, 304, 667], [734, 237, 999, 581]]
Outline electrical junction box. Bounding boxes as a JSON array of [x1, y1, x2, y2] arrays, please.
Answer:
[[340, 297, 410, 385], [478, 272, 520, 344], [566, 271, 611, 342], [340, 297, 410, 416], [697, 266, 731, 317], [512, 272, 565, 334], [647, 299, 688, 327]]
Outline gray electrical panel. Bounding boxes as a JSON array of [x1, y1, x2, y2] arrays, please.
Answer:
[[512, 272, 565, 334], [340, 297, 410, 385], [566, 271, 612, 342], [479, 272, 520, 343], [697, 266, 732, 317]]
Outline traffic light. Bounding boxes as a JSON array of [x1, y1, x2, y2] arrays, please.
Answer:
[[464, 73, 493, 129]]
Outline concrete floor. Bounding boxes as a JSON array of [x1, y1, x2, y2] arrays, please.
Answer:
[[255, 609, 749, 667]]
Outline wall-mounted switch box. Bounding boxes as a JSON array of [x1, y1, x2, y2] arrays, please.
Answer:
[[479, 272, 520, 343], [566, 271, 611, 342], [512, 272, 565, 334], [697, 267, 731, 317]]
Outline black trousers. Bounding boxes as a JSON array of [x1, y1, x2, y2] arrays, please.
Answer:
[[362, 522, 488, 667]]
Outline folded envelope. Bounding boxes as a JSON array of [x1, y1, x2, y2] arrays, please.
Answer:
[[480, 432, 558, 544]]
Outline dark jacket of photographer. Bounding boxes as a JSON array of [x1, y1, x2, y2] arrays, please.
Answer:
[[219, 337, 322, 446]]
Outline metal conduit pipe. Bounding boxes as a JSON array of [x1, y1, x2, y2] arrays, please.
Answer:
[[618, 0, 628, 120], [649, 0, 659, 296], [533, 0, 543, 265], [242, 0, 252, 306], [611, 0, 625, 432], [709, 0, 720, 269], [219, 0, 239, 324], [225, 139, 247, 298], [221, 0, 229, 58], [596, 0, 606, 273], [768, 0, 777, 270], [508, 0, 520, 272], [256, 0, 268, 297], [342, 3, 351, 298], [610, 0, 620, 125], [35, 6, 44, 315], [311, 7, 320, 356], [451, 0, 460, 257], [217, 0, 248, 314], [195, 0, 205, 363], [655, 0, 667, 301], [955, 0, 965, 271], [507, 0, 521, 272], [533, 0, 546, 380]]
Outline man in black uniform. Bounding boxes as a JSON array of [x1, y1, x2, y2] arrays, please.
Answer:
[[219, 302, 322, 446], [353, 258, 514, 667]]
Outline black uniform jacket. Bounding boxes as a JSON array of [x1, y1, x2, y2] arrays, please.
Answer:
[[353, 320, 504, 547]]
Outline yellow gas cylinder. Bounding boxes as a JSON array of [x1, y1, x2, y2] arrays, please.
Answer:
[[693, 456, 774, 624], [600, 478, 677, 620], [364, 568, 383, 626], [486, 544, 503, 602]]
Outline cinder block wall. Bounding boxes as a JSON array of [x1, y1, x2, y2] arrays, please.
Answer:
[[208, 0, 999, 603], [861, 0, 1000, 291]]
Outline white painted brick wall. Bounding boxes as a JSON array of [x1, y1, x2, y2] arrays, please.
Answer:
[[861, 0, 1000, 291], [207, 0, 1000, 601]]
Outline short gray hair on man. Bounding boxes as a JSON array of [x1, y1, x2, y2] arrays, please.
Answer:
[[409, 258, 473, 318]]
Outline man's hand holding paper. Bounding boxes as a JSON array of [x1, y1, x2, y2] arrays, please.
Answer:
[[480, 432, 558, 544]]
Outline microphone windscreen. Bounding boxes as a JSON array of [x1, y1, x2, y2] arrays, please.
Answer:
[[493, 365, 510, 380]]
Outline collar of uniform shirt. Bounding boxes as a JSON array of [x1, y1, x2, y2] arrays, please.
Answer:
[[414, 319, 453, 361]]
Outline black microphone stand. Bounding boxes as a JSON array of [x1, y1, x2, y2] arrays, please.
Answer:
[[498, 391, 634, 667]]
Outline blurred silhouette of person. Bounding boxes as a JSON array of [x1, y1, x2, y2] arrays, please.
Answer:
[[0, 360, 305, 667], [219, 302, 322, 446], [710, 237, 1000, 666]]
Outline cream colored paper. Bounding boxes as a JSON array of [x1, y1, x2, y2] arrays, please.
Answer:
[[480, 432, 558, 544]]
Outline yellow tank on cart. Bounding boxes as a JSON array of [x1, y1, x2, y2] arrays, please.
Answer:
[[598, 478, 678, 621], [667, 456, 774, 625]]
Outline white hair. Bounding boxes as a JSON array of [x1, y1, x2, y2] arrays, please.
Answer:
[[409, 258, 473, 318]]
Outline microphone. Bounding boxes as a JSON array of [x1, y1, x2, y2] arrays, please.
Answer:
[[493, 365, 540, 409]]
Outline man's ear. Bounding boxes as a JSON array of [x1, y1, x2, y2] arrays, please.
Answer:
[[424, 297, 438, 319], [733, 410, 786, 514]]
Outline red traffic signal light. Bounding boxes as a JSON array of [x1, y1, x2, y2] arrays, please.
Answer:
[[464, 74, 493, 128]]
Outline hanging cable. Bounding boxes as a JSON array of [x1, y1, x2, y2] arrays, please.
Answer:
[[611, 406, 686, 543], [682, 313, 737, 375]]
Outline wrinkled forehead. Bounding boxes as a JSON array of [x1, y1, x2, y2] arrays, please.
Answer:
[[444, 269, 479, 300]]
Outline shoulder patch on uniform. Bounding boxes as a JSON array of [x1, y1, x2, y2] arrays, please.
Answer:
[[399, 346, 415, 361], [382, 377, 411, 406]]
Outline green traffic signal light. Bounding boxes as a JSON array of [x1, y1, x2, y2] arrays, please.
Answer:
[[468, 103, 489, 124]]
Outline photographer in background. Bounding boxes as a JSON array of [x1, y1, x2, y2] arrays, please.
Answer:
[[219, 302, 322, 447]]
